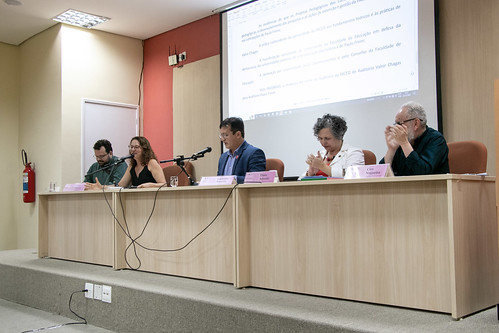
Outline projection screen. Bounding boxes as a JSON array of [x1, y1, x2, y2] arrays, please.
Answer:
[[221, 0, 439, 176]]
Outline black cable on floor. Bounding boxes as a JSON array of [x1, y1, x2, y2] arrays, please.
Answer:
[[21, 289, 87, 333]]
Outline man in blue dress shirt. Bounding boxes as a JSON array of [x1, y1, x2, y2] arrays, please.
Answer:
[[217, 117, 266, 184], [380, 101, 449, 176]]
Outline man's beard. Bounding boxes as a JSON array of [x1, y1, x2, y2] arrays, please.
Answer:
[[407, 128, 415, 144]]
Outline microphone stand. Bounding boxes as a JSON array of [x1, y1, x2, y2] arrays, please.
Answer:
[[160, 152, 208, 186]]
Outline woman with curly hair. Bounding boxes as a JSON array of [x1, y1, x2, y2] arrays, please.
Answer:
[[305, 114, 364, 178]]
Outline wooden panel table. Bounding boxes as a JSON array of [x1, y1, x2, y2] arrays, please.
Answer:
[[234, 175, 499, 319], [38, 191, 114, 266], [39, 175, 498, 318], [113, 185, 235, 284]]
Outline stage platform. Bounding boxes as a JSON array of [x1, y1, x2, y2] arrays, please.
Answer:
[[0, 249, 497, 332]]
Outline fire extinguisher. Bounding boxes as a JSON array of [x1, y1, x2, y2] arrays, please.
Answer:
[[22, 149, 36, 203]]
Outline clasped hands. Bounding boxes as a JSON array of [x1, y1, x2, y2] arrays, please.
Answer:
[[384, 124, 409, 151], [306, 151, 327, 176]]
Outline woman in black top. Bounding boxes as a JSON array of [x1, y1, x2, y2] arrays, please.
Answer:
[[118, 136, 166, 188]]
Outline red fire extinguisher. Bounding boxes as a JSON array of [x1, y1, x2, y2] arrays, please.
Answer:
[[22, 149, 36, 203]]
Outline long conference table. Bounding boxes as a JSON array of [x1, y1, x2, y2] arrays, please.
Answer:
[[38, 174, 499, 319]]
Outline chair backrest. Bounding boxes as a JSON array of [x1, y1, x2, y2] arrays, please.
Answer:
[[447, 141, 487, 174], [265, 158, 285, 182], [162, 162, 194, 186], [362, 150, 377, 165]]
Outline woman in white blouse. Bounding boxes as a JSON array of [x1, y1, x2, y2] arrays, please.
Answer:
[[305, 114, 364, 178]]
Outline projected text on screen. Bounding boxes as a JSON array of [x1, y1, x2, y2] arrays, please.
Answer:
[[227, 0, 418, 120]]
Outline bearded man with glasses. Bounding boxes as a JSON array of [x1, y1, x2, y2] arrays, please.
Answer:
[[380, 101, 449, 176], [84, 139, 128, 190]]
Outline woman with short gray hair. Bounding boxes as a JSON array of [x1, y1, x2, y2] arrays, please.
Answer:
[[305, 114, 364, 178]]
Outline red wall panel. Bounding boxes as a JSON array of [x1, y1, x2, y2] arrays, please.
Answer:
[[143, 14, 220, 160]]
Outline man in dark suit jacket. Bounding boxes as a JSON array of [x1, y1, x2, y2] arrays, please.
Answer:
[[217, 117, 266, 184]]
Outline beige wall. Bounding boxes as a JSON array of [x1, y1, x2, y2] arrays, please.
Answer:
[[173, 56, 220, 180], [0, 24, 142, 250], [60, 27, 143, 186], [16, 25, 62, 249], [439, 0, 499, 175], [0, 43, 20, 250]]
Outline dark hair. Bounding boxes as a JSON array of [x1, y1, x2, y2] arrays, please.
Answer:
[[313, 114, 347, 140], [93, 139, 113, 153], [220, 117, 245, 138], [129, 136, 157, 167]]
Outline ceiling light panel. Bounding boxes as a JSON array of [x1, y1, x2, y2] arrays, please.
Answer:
[[52, 9, 110, 29]]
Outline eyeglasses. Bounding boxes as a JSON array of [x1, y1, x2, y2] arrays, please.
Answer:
[[128, 145, 141, 150], [219, 133, 231, 139], [394, 118, 417, 126], [94, 153, 109, 160]]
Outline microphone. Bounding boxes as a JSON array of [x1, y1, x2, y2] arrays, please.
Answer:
[[118, 154, 134, 161], [194, 147, 212, 155]]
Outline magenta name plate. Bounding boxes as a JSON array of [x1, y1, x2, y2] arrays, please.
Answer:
[[344, 164, 393, 179], [63, 183, 86, 192], [199, 176, 237, 186], [244, 170, 278, 183]]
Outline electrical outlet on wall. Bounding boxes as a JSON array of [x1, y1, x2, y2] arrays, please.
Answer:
[[102, 285, 112, 303], [84, 282, 94, 299]]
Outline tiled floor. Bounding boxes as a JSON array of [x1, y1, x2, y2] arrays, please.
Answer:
[[0, 298, 113, 333]]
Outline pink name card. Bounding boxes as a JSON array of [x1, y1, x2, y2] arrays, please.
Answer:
[[344, 164, 394, 179], [199, 176, 237, 186], [244, 170, 278, 183], [63, 183, 86, 192]]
